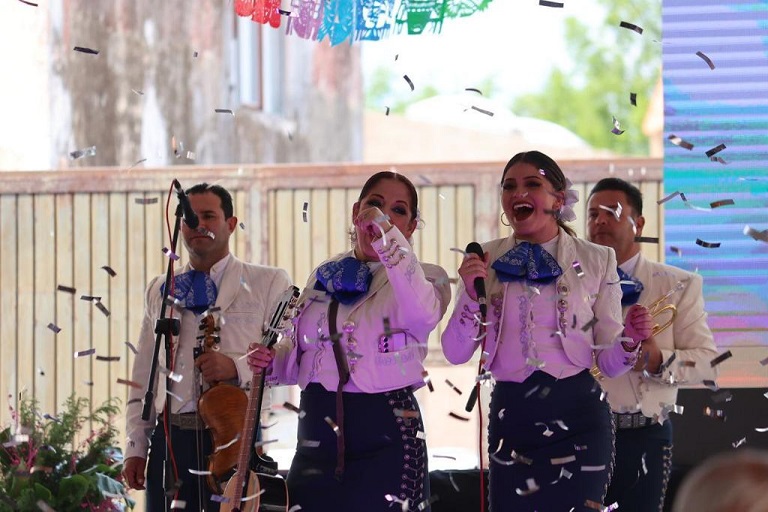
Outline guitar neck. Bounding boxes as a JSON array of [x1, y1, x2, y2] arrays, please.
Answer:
[[232, 368, 267, 504]]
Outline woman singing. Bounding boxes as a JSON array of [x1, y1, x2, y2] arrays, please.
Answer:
[[441, 150, 652, 511]]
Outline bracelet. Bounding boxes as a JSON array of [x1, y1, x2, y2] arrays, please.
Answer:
[[621, 339, 640, 352]]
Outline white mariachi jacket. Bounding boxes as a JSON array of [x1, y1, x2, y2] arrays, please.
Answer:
[[600, 254, 719, 418], [441, 229, 638, 379], [270, 227, 452, 393], [124, 256, 292, 460]]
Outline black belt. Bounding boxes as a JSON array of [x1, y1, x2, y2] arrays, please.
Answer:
[[613, 412, 652, 429], [168, 413, 203, 430]]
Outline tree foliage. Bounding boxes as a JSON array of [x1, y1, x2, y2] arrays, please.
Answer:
[[513, 0, 661, 155]]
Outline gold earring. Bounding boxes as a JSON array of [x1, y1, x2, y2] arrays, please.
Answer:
[[501, 212, 511, 227]]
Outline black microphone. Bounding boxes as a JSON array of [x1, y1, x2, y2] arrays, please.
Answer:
[[465, 242, 487, 319], [173, 180, 199, 229]]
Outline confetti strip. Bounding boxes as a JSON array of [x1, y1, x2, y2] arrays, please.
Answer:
[[635, 236, 659, 244], [417, 496, 438, 510], [94, 301, 111, 317], [710, 350, 732, 367], [74, 348, 96, 358], [703, 380, 719, 391], [162, 247, 180, 260], [125, 341, 138, 354], [539, 0, 564, 6], [403, 75, 415, 91], [465, 87, 482, 95], [471, 105, 494, 117], [572, 261, 585, 278], [696, 50, 716, 70], [96, 355, 120, 362], [214, 108, 235, 115], [658, 191, 682, 204], [57, 285, 76, 294], [288, 506, 303, 512], [47, 323, 61, 334], [581, 465, 606, 472], [712, 390, 733, 404], [551, 455, 576, 465], [299, 439, 320, 447], [744, 226, 768, 243], [302, 202, 309, 223], [619, 21, 644, 34], [667, 135, 694, 150], [384, 106, 390, 116], [584, 500, 604, 511], [101, 265, 117, 277], [421, 370, 434, 392], [128, 158, 147, 170], [214, 434, 240, 452], [449, 412, 470, 421], [135, 197, 158, 205], [535, 422, 554, 437], [117, 378, 141, 389], [445, 379, 463, 395], [18, 0, 38, 5], [283, 401, 306, 418], [170, 500, 186, 510], [670, 246, 683, 257], [131, 88, 144, 95], [710, 199, 734, 209], [696, 238, 720, 249], [630, 92, 637, 106], [73, 46, 99, 55], [611, 116, 625, 135], [732, 437, 747, 448], [755, 427, 768, 433], [710, 156, 728, 164], [188, 469, 213, 475], [705, 143, 726, 158], [37, 501, 56, 512], [80, 295, 101, 302], [581, 317, 598, 332], [324, 416, 341, 436], [515, 478, 540, 496], [69, 146, 96, 160], [760, 356, 768, 366]]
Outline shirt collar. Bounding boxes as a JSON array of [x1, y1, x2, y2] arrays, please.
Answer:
[[619, 251, 641, 276], [189, 253, 231, 290]]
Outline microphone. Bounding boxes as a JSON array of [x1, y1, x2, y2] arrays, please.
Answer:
[[173, 180, 199, 229], [465, 242, 487, 319]]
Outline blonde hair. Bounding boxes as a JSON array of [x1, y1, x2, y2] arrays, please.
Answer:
[[672, 449, 768, 512]]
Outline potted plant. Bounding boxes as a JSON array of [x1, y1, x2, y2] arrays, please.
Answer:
[[0, 393, 134, 511]]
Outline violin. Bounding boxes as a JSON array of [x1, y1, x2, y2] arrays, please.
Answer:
[[220, 285, 299, 512], [196, 313, 249, 494]]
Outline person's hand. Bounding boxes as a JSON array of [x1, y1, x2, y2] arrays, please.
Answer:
[[458, 250, 489, 302], [122, 456, 147, 490], [247, 343, 275, 375], [355, 206, 392, 242], [624, 304, 653, 345], [195, 352, 238, 383]]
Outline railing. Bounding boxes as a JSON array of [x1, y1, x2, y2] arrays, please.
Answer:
[[0, 159, 663, 494]]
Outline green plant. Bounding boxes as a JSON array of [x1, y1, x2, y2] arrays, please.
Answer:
[[0, 394, 134, 511]]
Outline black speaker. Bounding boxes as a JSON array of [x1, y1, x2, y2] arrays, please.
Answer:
[[429, 469, 489, 512]]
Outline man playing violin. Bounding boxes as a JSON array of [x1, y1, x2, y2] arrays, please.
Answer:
[[587, 178, 719, 512], [123, 183, 292, 511]]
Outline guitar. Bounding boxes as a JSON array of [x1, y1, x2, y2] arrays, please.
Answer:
[[220, 285, 300, 512]]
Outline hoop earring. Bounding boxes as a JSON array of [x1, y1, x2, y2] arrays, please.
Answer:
[[501, 212, 511, 227]]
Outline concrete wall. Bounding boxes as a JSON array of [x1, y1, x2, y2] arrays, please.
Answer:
[[0, 0, 362, 171]]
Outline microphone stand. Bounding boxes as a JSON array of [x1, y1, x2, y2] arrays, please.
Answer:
[[142, 201, 183, 511]]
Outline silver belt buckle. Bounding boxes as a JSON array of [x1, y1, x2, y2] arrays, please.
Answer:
[[170, 413, 203, 430]]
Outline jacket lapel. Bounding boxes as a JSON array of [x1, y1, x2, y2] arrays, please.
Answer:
[[214, 256, 243, 312]]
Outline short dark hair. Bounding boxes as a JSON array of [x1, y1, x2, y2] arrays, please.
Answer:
[[186, 183, 234, 219], [589, 177, 643, 216], [502, 150, 576, 237], [358, 171, 419, 222]]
